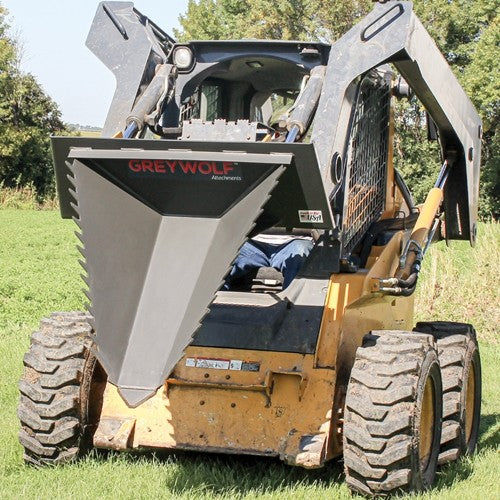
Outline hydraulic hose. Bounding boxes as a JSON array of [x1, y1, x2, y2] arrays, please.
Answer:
[[378, 258, 421, 296], [124, 64, 176, 138], [285, 65, 326, 142]]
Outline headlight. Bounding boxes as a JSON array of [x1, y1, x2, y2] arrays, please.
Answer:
[[173, 46, 194, 71]]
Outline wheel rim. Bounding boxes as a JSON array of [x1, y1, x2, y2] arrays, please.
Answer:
[[465, 362, 476, 444], [419, 376, 435, 470]]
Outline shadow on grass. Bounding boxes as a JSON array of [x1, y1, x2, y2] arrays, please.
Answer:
[[434, 457, 475, 491], [87, 413, 499, 496], [91, 448, 345, 496], [166, 453, 344, 496], [433, 412, 499, 491], [477, 413, 500, 450]]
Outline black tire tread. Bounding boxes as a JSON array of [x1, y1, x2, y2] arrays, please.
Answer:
[[414, 321, 481, 465], [344, 330, 440, 496], [18, 311, 95, 465]]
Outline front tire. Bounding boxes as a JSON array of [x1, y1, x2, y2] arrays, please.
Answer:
[[343, 330, 443, 496], [18, 312, 104, 465]]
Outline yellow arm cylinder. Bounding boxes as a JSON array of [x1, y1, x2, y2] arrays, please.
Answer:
[[410, 187, 443, 248], [397, 187, 443, 279]]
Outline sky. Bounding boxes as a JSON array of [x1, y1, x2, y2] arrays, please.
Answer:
[[3, 0, 190, 127]]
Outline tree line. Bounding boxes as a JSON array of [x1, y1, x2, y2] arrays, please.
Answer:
[[0, 4, 73, 199], [0, 1, 497, 217]]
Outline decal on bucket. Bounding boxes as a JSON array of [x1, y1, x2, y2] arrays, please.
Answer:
[[298, 210, 323, 223]]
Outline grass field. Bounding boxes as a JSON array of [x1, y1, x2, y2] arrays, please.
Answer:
[[78, 130, 102, 138], [0, 209, 498, 499]]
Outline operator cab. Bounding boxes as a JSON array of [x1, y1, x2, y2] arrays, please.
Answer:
[[161, 42, 331, 293], [160, 40, 330, 140]]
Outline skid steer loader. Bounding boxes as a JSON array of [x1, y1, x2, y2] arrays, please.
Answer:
[[18, 1, 483, 496]]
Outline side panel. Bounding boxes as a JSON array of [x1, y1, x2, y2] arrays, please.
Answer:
[[315, 231, 415, 458]]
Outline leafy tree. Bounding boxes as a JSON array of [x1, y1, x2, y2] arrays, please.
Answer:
[[313, 1, 372, 41], [393, 98, 442, 206], [411, 0, 499, 217], [176, 0, 372, 41], [0, 3, 69, 199], [461, 13, 499, 218]]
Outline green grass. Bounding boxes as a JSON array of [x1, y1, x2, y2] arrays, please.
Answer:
[[415, 222, 499, 343], [0, 209, 498, 499], [78, 130, 102, 138], [0, 186, 58, 211]]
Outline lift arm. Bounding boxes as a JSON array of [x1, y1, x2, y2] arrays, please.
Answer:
[[86, 2, 175, 137], [312, 1, 481, 244]]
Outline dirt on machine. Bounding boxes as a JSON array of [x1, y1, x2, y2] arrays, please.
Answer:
[[18, 1, 483, 496]]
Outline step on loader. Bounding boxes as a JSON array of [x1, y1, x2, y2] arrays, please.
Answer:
[[18, 1, 483, 496]]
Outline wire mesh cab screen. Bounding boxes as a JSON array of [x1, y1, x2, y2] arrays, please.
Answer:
[[342, 72, 391, 255]]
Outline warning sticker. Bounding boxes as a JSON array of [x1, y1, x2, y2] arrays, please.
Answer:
[[240, 361, 261, 372], [229, 360, 242, 371], [185, 357, 260, 372], [298, 210, 323, 223], [196, 358, 230, 370]]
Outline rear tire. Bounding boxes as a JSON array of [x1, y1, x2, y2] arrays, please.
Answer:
[[18, 312, 104, 465], [414, 322, 481, 464], [343, 330, 443, 496]]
